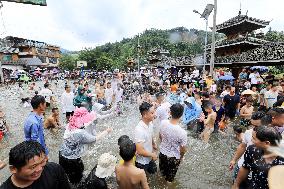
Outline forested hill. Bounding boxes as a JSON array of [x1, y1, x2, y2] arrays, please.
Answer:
[[59, 27, 284, 70]]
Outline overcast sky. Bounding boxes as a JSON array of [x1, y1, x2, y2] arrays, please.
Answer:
[[0, 0, 283, 50]]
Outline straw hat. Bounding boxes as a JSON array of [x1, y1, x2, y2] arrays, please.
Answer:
[[95, 153, 117, 178], [268, 165, 284, 189], [241, 89, 256, 95]]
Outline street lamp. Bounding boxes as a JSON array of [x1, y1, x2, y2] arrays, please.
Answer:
[[193, 4, 214, 73]]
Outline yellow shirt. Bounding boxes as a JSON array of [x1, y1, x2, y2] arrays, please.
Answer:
[[205, 79, 213, 88]]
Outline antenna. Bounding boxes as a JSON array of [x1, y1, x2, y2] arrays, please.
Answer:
[[239, 1, 242, 15]]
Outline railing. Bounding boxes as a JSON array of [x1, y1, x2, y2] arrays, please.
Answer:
[[1, 60, 26, 65], [207, 42, 284, 64]]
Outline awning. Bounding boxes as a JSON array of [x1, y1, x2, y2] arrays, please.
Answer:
[[19, 58, 43, 66]]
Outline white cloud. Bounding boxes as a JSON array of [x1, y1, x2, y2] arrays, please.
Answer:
[[0, 0, 283, 50]]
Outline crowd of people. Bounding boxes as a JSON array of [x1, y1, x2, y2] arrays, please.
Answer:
[[0, 66, 284, 189]]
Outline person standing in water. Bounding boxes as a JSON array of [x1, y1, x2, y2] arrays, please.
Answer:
[[200, 103, 217, 143], [134, 102, 158, 174], [159, 103, 187, 183], [24, 95, 48, 155]]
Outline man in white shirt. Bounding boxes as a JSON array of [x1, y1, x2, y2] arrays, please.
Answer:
[[135, 102, 158, 174], [61, 85, 75, 121], [220, 86, 231, 98], [249, 70, 260, 87], [265, 85, 279, 109], [159, 103, 187, 182], [39, 83, 53, 108]]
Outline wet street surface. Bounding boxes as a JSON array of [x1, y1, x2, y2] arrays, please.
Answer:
[[0, 81, 236, 189]]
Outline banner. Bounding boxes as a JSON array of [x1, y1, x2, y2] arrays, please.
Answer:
[[1, 0, 47, 6]]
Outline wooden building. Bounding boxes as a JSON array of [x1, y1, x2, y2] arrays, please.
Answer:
[[207, 13, 284, 75], [0, 36, 60, 69]]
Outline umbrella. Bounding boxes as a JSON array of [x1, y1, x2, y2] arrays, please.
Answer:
[[241, 89, 256, 95], [33, 70, 42, 75], [251, 66, 269, 72], [52, 68, 59, 74], [219, 75, 235, 80]]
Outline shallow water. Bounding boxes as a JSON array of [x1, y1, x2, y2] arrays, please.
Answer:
[[0, 81, 236, 189]]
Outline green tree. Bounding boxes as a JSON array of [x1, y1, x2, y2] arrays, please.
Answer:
[[58, 54, 77, 70]]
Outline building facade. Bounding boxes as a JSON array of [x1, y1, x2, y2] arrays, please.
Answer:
[[0, 36, 60, 69]]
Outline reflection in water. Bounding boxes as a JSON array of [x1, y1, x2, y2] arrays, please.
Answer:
[[0, 81, 236, 188]]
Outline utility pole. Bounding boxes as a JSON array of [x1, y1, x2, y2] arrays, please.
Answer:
[[210, 0, 217, 75], [204, 18, 208, 73]]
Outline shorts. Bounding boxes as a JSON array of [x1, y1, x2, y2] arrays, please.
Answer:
[[59, 153, 84, 184], [135, 160, 157, 174], [66, 111, 74, 117], [159, 153, 181, 182]]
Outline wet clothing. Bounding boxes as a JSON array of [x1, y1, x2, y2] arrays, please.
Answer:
[[183, 97, 202, 125], [73, 86, 92, 111], [134, 121, 154, 165], [223, 94, 240, 119], [0, 162, 71, 189], [242, 145, 284, 189], [159, 120, 187, 159], [61, 91, 75, 114], [60, 129, 96, 160], [167, 93, 181, 105], [135, 161, 157, 174], [82, 165, 107, 189], [59, 153, 84, 184], [159, 153, 181, 182], [24, 112, 48, 155]]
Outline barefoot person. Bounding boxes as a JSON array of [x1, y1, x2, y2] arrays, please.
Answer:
[[200, 103, 217, 143], [44, 108, 61, 131], [116, 138, 149, 189]]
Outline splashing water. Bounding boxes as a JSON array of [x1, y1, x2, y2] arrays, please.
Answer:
[[0, 80, 236, 188]]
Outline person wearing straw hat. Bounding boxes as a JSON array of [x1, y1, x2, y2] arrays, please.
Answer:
[[59, 107, 112, 184], [81, 153, 117, 189]]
